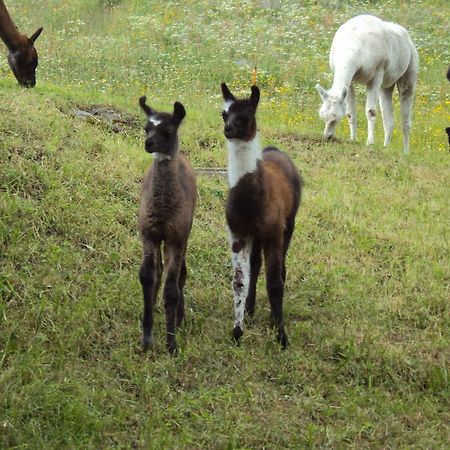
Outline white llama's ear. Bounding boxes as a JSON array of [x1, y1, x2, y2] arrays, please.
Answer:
[[341, 87, 347, 101], [316, 84, 328, 101]]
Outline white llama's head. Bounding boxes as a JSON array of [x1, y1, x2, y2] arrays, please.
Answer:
[[316, 84, 347, 140]]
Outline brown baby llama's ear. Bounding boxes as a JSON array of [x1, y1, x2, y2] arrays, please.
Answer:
[[172, 102, 186, 125], [29, 27, 43, 44], [139, 96, 155, 116], [250, 85, 260, 107], [221, 83, 236, 102]]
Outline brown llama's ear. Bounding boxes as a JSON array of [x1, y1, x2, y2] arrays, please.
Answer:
[[250, 85, 260, 107], [172, 102, 186, 125], [139, 96, 155, 116], [221, 83, 236, 102], [29, 27, 43, 44]]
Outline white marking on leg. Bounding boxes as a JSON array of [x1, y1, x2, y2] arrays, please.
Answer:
[[230, 235, 252, 331]]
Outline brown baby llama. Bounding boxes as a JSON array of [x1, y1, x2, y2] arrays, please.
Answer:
[[138, 96, 196, 354], [221, 83, 302, 348]]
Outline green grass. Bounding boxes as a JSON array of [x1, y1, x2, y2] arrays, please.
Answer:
[[1, 0, 449, 448]]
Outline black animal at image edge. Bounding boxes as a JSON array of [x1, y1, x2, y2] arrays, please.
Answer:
[[446, 66, 450, 146]]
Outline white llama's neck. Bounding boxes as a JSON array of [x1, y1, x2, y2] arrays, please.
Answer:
[[226, 135, 262, 188], [330, 55, 357, 95]]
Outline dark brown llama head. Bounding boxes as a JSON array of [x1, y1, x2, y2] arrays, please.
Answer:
[[139, 96, 186, 157], [221, 83, 260, 141], [7, 27, 43, 87]]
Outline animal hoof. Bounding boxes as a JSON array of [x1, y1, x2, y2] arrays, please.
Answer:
[[277, 329, 289, 349], [142, 333, 154, 351], [245, 306, 255, 318], [232, 326, 243, 343], [269, 313, 276, 328], [167, 341, 178, 356], [176, 315, 185, 329]]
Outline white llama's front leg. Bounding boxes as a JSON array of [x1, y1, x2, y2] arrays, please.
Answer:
[[365, 73, 383, 146], [379, 86, 395, 146], [346, 84, 357, 140], [230, 235, 252, 342]]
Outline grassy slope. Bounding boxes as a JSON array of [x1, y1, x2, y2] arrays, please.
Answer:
[[1, 0, 449, 448]]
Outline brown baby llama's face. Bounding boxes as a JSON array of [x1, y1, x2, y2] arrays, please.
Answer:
[[221, 83, 260, 141], [139, 97, 186, 156], [143, 113, 178, 155]]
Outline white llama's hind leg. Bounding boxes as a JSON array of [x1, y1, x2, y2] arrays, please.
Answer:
[[346, 84, 357, 140], [397, 75, 416, 154], [365, 72, 383, 146], [379, 86, 395, 146]]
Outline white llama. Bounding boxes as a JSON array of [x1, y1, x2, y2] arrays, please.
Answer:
[[316, 14, 418, 154]]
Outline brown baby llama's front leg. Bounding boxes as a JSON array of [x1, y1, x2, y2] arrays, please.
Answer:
[[245, 239, 262, 318], [139, 239, 162, 350]]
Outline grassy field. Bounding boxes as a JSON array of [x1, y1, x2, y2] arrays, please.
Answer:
[[1, 0, 449, 448]]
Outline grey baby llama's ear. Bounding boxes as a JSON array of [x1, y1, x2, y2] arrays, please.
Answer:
[[172, 102, 186, 125], [139, 96, 156, 116]]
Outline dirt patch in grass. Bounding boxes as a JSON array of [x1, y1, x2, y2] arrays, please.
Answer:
[[276, 132, 346, 147], [72, 105, 141, 135]]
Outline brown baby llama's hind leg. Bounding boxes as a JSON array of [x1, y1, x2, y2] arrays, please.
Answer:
[[163, 241, 186, 355], [176, 254, 187, 328], [264, 239, 288, 349]]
